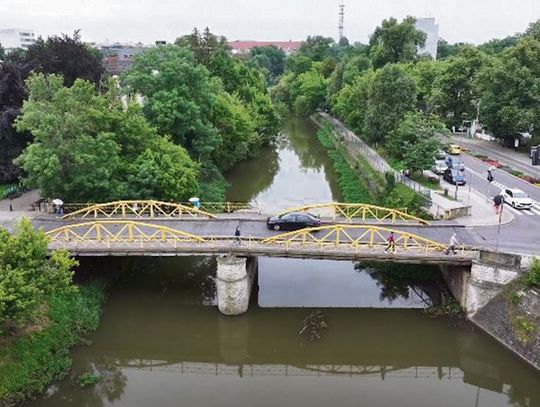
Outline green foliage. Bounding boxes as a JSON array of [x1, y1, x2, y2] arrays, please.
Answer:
[[508, 291, 521, 306], [15, 73, 199, 202], [77, 372, 101, 387], [298, 36, 336, 62], [175, 27, 230, 66], [316, 127, 370, 203], [369, 16, 427, 68], [0, 281, 106, 404], [383, 184, 426, 216], [248, 45, 286, 85], [0, 219, 76, 330], [477, 36, 540, 143], [364, 64, 417, 144], [478, 35, 522, 55], [292, 69, 329, 116], [436, 39, 467, 60], [525, 258, 540, 288], [431, 46, 487, 127], [331, 72, 373, 135]]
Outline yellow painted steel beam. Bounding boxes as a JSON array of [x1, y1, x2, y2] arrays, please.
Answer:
[[277, 202, 430, 225], [61, 200, 217, 220]]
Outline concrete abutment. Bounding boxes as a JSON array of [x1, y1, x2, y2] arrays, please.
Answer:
[[216, 255, 258, 316]]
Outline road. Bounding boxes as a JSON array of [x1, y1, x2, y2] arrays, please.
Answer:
[[446, 152, 540, 255]]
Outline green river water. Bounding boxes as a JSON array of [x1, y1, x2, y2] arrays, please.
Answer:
[[26, 118, 540, 407]]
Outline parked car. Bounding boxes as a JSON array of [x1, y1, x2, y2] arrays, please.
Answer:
[[431, 159, 448, 175], [447, 144, 461, 155], [436, 149, 447, 160], [443, 168, 466, 185], [266, 212, 321, 231], [502, 188, 534, 209]]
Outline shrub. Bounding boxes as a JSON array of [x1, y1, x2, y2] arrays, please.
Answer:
[[525, 258, 540, 288], [77, 372, 101, 388]]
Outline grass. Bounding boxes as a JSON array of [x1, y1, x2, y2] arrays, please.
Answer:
[[0, 281, 107, 405], [317, 126, 371, 203], [409, 173, 440, 189], [0, 184, 16, 198]]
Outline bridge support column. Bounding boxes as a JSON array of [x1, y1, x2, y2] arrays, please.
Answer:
[[216, 255, 258, 315]]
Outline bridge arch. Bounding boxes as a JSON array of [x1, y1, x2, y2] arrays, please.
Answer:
[[278, 203, 430, 225]]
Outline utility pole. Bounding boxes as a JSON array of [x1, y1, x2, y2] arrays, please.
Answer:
[[338, 1, 345, 40]]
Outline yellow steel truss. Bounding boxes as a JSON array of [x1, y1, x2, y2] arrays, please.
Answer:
[[46, 221, 455, 255], [62, 200, 217, 220], [46, 221, 206, 244], [261, 225, 446, 253], [278, 203, 430, 225]]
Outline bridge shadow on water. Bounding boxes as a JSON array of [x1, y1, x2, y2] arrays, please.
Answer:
[[28, 256, 540, 407]]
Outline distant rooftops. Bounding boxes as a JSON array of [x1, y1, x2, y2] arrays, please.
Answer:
[[228, 40, 302, 54]]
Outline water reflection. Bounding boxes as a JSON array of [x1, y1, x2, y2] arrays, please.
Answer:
[[225, 117, 342, 211]]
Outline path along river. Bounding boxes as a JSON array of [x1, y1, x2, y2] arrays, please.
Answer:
[[26, 118, 540, 406]]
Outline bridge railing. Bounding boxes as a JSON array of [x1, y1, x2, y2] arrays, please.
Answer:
[[278, 203, 430, 225], [45, 221, 476, 257], [61, 200, 254, 219]]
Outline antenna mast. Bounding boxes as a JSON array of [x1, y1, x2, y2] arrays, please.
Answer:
[[338, 1, 345, 40]]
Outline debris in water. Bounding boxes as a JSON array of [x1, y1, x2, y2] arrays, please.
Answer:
[[299, 310, 327, 341]]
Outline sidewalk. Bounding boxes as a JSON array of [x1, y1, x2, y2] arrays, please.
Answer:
[[451, 135, 540, 179]]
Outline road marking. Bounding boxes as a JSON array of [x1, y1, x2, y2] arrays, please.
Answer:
[[505, 205, 523, 216], [531, 207, 540, 216]]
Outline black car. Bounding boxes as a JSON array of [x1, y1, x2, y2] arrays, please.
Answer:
[[443, 168, 466, 185], [266, 212, 321, 231]]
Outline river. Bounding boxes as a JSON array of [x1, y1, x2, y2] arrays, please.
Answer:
[[26, 118, 540, 406]]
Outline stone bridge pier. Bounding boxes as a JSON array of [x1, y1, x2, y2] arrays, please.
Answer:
[[216, 255, 258, 315], [441, 250, 523, 316]]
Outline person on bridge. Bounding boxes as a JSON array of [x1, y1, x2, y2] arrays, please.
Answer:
[[234, 226, 241, 245], [444, 233, 458, 255], [384, 232, 395, 254]]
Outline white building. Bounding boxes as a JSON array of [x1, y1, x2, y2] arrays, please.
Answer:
[[0, 28, 36, 53], [415, 18, 439, 60]]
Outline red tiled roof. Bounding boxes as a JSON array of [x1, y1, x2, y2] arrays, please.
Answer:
[[228, 40, 302, 52]]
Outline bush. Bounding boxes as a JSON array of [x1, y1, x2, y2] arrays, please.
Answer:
[[77, 372, 101, 388], [0, 281, 106, 403], [525, 258, 540, 288]]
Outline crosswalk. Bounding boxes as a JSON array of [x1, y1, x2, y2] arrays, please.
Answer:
[[482, 180, 540, 217]]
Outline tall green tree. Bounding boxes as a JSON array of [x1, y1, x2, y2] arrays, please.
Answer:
[[298, 36, 335, 61], [175, 27, 230, 66], [124, 45, 219, 161], [331, 72, 373, 135], [15, 74, 198, 201], [248, 45, 286, 85], [477, 36, 540, 144], [431, 46, 487, 127], [369, 17, 426, 68], [364, 64, 417, 143]]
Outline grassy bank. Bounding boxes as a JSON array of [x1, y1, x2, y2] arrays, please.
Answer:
[[317, 125, 371, 203], [316, 121, 427, 216], [0, 281, 107, 406]]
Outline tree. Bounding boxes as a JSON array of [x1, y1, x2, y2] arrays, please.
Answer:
[[369, 17, 426, 68], [292, 68, 328, 116], [175, 27, 230, 66], [364, 64, 417, 143], [477, 36, 540, 144], [0, 32, 104, 183], [478, 35, 521, 55], [124, 45, 219, 161], [15, 73, 199, 202], [248, 45, 286, 85], [431, 46, 487, 127], [0, 218, 76, 330], [331, 72, 373, 135], [386, 112, 445, 174], [525, 19, 540, 41], [298, 36, 335, 61], [0, 43, 4, 60], [327, 55, 371, 106], [407, 59, 444, 113], [436, 39, 467, 59]]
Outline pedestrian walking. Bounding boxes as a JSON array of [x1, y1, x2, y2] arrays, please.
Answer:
[[444, 233, 458, 255], [493, 193, 503, 215], [234, 226, 241, 245], [9, 204, 13, 212], [384, 232, 395, 254]]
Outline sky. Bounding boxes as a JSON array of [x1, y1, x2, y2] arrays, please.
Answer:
[[1, 0, 539, 45]]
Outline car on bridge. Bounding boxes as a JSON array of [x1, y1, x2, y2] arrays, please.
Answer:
[[502, 188, 534, 210], [266, 212, 321, 231]]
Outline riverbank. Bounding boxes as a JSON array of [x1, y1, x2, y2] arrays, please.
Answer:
[[312, 116, 427, 217], [0, 281, 107, 406]]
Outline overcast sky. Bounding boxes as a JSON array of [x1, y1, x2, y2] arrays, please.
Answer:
[[1, 0, 539, 45]]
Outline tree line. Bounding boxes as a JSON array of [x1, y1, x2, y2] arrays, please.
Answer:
[[0, 28, 280, 202], [270, 17, 540, 173]]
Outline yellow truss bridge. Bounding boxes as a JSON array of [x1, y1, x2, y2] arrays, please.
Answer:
[[278, 202, 430, 225], [62, 200, 254, 219], [45, 221, 473, 263]]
